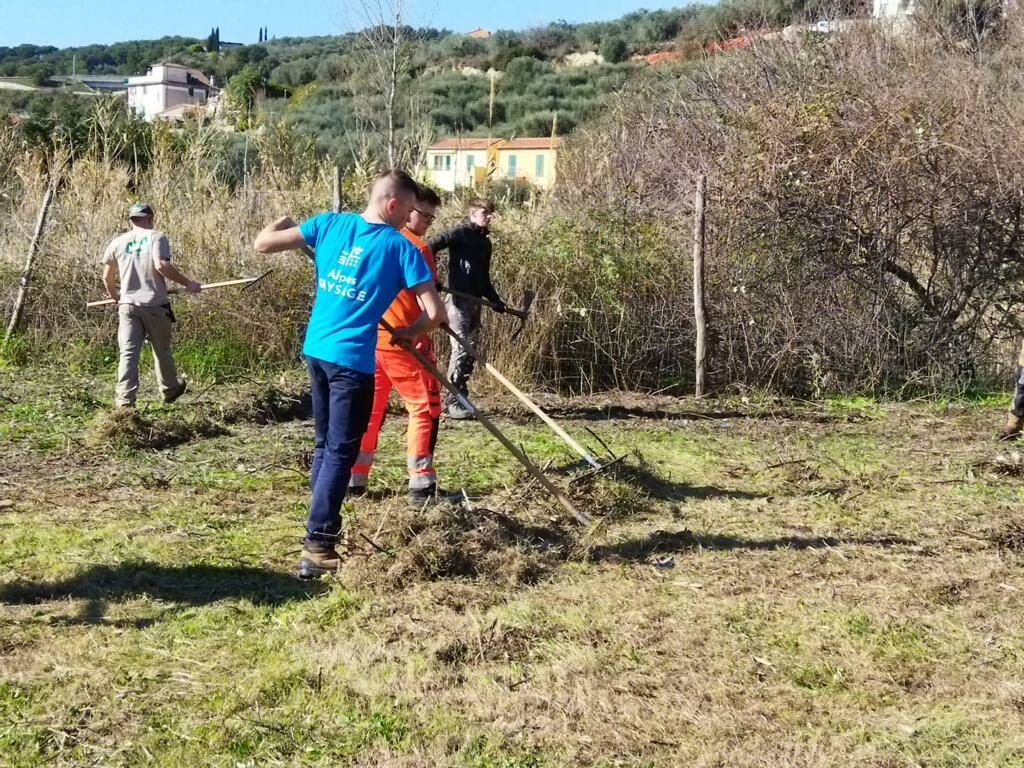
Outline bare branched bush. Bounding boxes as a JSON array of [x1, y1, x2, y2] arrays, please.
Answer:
[[553, 15, 1024, 393]]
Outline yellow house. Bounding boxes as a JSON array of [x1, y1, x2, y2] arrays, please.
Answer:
[[494, 138, 563, 190], [424, 137, 563, 192], [424, 138, 501, 192]]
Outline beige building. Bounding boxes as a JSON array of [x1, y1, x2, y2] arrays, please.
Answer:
[[127, 63, 212, 122], [424, 137, 563, 192], [424, 138, 502, 191]]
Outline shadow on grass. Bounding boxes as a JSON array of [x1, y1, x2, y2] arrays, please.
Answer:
[[555, 458, 770, 503], [612, 461, 768, 501], [0, 560, 326, 627], [533, 403, 841, 424], [589, 529, 914, 562]]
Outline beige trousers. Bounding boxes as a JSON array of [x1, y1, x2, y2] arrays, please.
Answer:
[[116, 303, 179, 407]]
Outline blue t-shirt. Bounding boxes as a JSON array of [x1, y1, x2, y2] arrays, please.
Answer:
[[300, 212, 433, 374]]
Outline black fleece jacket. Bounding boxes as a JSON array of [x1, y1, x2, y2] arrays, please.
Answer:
[[428, 220, 503, 304]]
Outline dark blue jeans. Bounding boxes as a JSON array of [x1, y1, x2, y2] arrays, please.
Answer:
[[305, 356, 374, 546]]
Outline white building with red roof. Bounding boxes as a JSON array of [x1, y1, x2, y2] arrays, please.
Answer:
[[127, 63, 212, 122]]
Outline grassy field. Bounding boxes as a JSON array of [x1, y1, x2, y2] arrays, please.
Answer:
[[1, 363, 1023, 767]]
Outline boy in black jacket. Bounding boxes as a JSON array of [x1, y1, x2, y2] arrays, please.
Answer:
[[428, 197, 507, 419]]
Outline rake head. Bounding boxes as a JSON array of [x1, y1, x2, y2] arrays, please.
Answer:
[[242, 268, 275, 292]]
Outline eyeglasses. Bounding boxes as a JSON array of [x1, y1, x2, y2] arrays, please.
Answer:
[[412, 208, 436, 222]]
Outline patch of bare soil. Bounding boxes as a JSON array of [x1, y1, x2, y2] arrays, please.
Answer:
[[515, 390, 843, 424]]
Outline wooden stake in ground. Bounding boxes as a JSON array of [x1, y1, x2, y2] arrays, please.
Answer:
[[332, 166, 342, 213], [693, 173, 708, 398], [4, 185, 55, 346], [379, 319, 591, 526]]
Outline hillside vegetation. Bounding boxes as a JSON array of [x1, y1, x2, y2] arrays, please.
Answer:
[[3, 1, 855, 159]]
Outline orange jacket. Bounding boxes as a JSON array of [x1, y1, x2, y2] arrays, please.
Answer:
[[377, 228, 438, 350]]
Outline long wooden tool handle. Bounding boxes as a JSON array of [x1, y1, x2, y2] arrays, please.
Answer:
[[442, 325, 602, 468], [86, 276, 261, 308], [441, 285, 527, 321], [380, 319, 590, 525]]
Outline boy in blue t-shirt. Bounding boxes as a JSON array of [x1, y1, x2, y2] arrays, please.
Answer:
[[255, 169, 446, 578]]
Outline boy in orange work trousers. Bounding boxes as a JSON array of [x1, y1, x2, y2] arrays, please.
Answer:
[[349, 184, 445, 506]]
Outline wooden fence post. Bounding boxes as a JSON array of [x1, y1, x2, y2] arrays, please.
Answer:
[[332, 166, 342, 213], [4, 184, 55, 347], [693, 174, 708, 398]]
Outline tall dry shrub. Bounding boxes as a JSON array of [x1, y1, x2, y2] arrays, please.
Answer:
[[556, 16, 1024, 393], [0, 120, 335, 369]]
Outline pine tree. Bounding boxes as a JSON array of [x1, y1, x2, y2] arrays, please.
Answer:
[[258, 28, 263, 42]]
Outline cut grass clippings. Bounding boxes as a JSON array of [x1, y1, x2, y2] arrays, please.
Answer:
[[2, 364, 1024, 767]]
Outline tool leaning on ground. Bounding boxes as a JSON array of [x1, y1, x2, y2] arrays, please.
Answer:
[[85, 270, 275, 308], [440, 285, 535, 341], [441, 323, 613, 471], [379, 317, 591, 526]]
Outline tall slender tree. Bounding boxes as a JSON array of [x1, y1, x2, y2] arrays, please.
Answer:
[[352, 0, 414, 167]]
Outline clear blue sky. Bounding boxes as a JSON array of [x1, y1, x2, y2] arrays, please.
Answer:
[[0, 0, 687, 48]]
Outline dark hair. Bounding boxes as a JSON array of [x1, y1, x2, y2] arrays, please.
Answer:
[[376, 168, 420, 198], [468, 197, 495, 213], [416, 184, 442, 207]]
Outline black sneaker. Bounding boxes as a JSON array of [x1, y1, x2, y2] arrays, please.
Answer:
[[408, 485, 440, 508], [298, 541, 342, 580], [444, 404, 473, 421], [163, 379, 188, 404]]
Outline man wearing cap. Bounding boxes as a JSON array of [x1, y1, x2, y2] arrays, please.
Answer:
[[101, 203, 201, 408]]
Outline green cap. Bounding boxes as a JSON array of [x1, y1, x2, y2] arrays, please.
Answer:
[[128, 202, 154, 219]]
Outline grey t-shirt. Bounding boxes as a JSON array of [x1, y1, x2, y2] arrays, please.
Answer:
[[102, 228, 171, 307]]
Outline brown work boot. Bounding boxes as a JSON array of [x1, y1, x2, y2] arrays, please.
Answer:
[[999, 413, 1024, 441], [298, 541, 342, 580]]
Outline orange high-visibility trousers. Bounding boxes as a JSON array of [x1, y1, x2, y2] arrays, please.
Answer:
[[351, 341, 442, 491]]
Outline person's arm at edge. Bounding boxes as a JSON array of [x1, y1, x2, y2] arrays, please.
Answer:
[[426, 223, 460, 254], [152, 237, 200, 293], [254, 215, 309, 254], [389, 281, 446, 344], [102, 262, 119, 302]]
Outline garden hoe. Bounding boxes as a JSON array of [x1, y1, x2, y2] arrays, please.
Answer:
[[442, 323, 622, 474], [86, 269, 275, 308], [379, 318, 591, 526], [440, 286, 535, 341]]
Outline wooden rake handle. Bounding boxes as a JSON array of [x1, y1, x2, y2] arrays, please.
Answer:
[[379, 319, 590, 525], [441, 324, 602, 469], [86, 275, 269, 308]]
